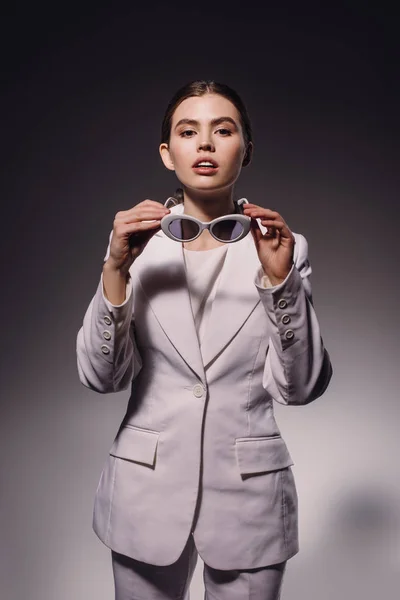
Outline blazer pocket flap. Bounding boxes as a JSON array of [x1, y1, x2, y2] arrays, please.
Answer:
[[235, 436, 294, 475], [110, 426, 160, 467]]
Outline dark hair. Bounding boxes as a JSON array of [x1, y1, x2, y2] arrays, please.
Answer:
[[160, 80, 253, 203]]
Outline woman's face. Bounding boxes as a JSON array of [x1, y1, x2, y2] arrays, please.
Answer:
[[160, 93, 251, 195]]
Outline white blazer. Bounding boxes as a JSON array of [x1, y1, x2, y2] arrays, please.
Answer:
[[76, 202, 333, 569]]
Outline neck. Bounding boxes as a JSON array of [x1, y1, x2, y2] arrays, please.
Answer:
[[182, 188, 236, 221]]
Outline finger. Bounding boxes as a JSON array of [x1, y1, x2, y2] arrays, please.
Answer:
[[115, 199, 169, 216], [259, 219, 292, 239], [115, 207, 169, 224], [139, 199, 167, 209], [131, 204, 170, 218], [243, 207, 281, 219], [259, 219, 284, 229], [115, 220, 162, 241], [250, 217, 264, 242], [127, 221, 163, 247], [128, 224, 161, 248], [242, 202, 276, 210], [114, 201, 163, 218], [115, 206, 169, 219], [248, 215, 274, 237], [132, 219, 163, 231]]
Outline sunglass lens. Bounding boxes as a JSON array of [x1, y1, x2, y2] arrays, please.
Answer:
[[168, 219, 200, 241], [212, 220, 244, 241]]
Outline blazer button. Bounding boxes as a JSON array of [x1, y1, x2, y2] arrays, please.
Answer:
[[281, 314, 291, 325], [103, 330, 112, 340], [104, 316, 112, 325], [193, 384, 205, 398], [101, 344, 110, 354], [278, 299, 288, 309], [285, 329, 295, 340]]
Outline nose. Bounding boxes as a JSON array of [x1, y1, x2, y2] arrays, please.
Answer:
[[198, 138, 215, 151]]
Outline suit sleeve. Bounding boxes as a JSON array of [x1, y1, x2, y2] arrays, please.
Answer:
[[255, 233, 333, 406], [76, 232, 142, 394]]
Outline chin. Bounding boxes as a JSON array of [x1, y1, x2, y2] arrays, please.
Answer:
[[185, 179, 234, 195], [190, 188, 228, 200]]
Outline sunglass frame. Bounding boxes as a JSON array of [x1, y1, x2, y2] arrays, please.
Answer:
[[161, 197, 251, 243]]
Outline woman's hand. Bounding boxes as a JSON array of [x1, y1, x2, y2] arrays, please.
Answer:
[[242, 203, 295, 286], [105, 200, 170, 276]]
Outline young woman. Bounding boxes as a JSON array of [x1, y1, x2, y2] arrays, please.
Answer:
[[77, 80, 333, 600]]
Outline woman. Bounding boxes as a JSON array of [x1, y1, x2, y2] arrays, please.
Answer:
[[77, 80, 333, 600]]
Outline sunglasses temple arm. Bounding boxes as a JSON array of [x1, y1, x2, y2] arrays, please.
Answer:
[[235, 198, 265, 234], [235, 198, 248, 213], [164, 196, 180, 208]]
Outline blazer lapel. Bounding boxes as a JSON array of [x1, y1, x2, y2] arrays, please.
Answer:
[[200, 233, 261, 369], [135, 227, 206, 384]]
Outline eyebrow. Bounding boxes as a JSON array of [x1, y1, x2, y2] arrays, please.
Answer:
[[174, 116, 238, 130]]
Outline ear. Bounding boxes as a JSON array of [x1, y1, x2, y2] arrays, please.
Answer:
[[242, 142, 253, 167], [159, 143, 175, 171]]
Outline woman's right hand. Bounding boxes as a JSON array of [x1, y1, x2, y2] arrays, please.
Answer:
[[105, 200, 170, 276]]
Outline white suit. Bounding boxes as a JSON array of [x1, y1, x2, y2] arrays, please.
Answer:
[[76, 202, 333, 569]]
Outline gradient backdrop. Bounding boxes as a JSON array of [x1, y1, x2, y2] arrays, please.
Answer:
[[1, 3, 399, 599]]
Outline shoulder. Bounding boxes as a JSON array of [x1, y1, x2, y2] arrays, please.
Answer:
[[293, 231, 308, 259], [292, 232, 312, 279]]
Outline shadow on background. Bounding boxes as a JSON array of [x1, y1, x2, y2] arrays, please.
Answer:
[[284, 483, 400, 598]]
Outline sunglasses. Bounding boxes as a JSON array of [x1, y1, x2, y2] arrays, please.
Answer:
[[161, 197, 251, 243]]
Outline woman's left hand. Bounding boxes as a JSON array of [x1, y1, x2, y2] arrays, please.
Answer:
[[242, 203, 295, 286]]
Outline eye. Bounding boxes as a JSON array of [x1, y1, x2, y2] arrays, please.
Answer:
[[180, 129, 196, 137], [217, 128, 232, 136]]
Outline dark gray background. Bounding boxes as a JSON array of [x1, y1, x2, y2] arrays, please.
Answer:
[[1, 2, 399, 598]]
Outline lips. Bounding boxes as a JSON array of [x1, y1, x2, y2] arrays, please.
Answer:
[[192, 157, 219, 168]]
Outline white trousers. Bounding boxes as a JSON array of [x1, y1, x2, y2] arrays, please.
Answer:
[[111, 532, 287, 600]]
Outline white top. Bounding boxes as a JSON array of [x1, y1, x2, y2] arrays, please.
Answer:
[[183, 245, 228, 353]]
